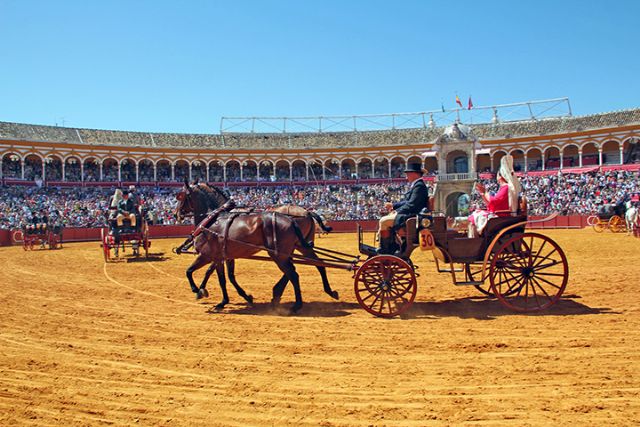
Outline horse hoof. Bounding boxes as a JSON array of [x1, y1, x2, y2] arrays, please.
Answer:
[[331, 291, 340, 300], [201, 288, 209, 298], [195, 292, 203, 300], [214, 303, 225, 311], [290, 304, 303, 314], [270, 297, 281, 307], [246, 295, 254, 305]]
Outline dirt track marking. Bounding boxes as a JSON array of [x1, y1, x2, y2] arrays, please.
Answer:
[[102, 263, 194, 306]]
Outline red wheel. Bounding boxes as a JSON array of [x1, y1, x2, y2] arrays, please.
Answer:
[[490, 233, 568, 312], [101, 228, 111, 262], [48, 233, 57, 250], [586, 215, 598, 226], [354, 255, 417, 318], [143, 226, 150, 259]]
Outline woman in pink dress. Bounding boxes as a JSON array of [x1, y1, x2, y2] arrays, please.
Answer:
[[468, 154, 521, 237]]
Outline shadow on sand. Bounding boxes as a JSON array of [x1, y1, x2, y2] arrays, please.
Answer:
[[124, 252, 170, 263], [402, 295, 618, 320], [203, 300, 358, 318], [199, 294, 615, 320]]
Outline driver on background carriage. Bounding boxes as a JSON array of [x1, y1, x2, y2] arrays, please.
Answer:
[[117, 190, 137, 230], [377, 162, 429, 254], [468, 154, 522, 238]]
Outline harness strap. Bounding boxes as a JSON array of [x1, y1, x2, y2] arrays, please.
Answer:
[[222, 212, 241, 261], [272, 211, 278, 257]]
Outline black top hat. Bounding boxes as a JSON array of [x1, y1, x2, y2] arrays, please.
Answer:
[[404, 163, 425, 175]]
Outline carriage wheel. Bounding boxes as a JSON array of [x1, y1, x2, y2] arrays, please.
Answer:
[[490, 232, 568, 312], [49, 232, 59, 250], [593, 220, 605, 233], [101, 228, 111, 262], [608, 215, 623, 233], [586, 215, 599, 226], [143, 226, 150, 259], [354, 255, 417, 318]]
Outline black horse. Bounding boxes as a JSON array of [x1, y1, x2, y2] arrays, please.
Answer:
[[174, 181, 338, 310]]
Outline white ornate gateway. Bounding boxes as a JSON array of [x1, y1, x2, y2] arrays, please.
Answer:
[[428, 123, 484, 217]]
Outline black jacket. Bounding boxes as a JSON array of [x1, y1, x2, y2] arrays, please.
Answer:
[[118, 199, 136, 215], [393, 179, 429, 229]]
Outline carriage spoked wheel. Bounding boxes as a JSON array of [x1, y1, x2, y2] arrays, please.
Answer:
[[354, 255, 417, 318], [610, 215, 626, 233], [489, 232, 568, 312], [468, 256, 524, 298], [586, 215, 599, 227], [101, 228, 111, 262], [142, 223, 150, 259], [593, 220, 606, 233], [608, 215, 623, 233]]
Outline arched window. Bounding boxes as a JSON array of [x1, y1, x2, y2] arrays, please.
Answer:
[[120, 158, 136, 182], [138, 159, 154, 182], [24, 154, 42, 180], [2, 153, 22, 179], [156, 160, 172, 182], [208, 161, 224, 182], [83, 157, 99, 182], [275, 160, 290, 181], [174, 160, 189, 181]]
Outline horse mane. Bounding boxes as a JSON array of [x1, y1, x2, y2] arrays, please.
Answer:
[[193, 183, 229, 210]]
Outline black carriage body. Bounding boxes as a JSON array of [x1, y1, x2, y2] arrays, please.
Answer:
[[423, 214, 526, 264]]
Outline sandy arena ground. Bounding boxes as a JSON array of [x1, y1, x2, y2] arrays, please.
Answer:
[[1, 229, 639, 426]]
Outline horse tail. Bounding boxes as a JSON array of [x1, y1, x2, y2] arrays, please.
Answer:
[[308, 212, 332, 233], [291, 218, 313, 248]]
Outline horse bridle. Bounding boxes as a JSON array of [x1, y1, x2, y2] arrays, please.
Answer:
[[176, 189, 195, 219]]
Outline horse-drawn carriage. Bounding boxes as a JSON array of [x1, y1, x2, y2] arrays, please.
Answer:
[[101, 206, 150, 262], [175, 182, 569, 318], [13, 224, 64, 250], [587, 203, 627, 233], [354, 208, 568, 317]]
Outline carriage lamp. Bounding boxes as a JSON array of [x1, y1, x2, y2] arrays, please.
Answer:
[[421, 218, 431, 228]]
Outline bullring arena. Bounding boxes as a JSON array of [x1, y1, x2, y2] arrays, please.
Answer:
[[1, 230, 640, 425], [1, 102, 640, 425]]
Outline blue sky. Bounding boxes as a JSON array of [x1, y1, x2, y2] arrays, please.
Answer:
[[1, 0, 638, 133]]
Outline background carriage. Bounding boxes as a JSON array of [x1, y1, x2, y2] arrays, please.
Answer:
[[13, 224, 64, 250], [101, 206, 150, 262], [587, 203, 628, 233]]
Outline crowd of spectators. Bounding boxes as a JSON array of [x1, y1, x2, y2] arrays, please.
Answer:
[[0, 170, 638, 230]]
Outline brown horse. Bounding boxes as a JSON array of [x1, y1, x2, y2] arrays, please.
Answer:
[[187, 211, 311, 312], [175, 182, 338, 310]]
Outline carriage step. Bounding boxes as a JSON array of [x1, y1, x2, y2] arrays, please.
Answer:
[[454, 281, 483, 286], [359, 244, 378, 257]]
